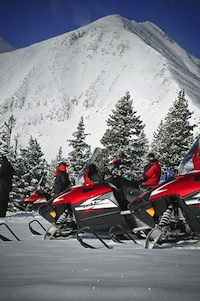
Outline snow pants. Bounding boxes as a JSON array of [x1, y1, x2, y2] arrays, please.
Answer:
[[0, 180, 10, 217]]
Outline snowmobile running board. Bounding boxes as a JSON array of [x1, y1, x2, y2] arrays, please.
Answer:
[[109, 224, 138, 244], [0, 222, 20, 241], [28, 219, 47, 236], [76, 226, 113, 249]]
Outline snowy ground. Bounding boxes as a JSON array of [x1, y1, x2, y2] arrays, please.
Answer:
[[1, 211, 200, 301]]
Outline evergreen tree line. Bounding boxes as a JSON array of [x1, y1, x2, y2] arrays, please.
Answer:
[[0, 89, 197, 206]]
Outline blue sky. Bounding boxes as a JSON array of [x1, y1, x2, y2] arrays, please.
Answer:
[[0, 0, 200, 58]]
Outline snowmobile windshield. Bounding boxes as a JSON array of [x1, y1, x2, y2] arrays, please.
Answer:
[[75, 147, 103, 186], [178, 136, 200, 174], [76, 168, 85, 186]]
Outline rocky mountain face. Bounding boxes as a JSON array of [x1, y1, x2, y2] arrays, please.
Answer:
[[0, 14, 199, 161]]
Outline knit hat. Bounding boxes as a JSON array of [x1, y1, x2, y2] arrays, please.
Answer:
[[147, 153, 155, 161]]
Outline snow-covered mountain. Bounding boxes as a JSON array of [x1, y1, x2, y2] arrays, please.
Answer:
[[0, 14, 199, 162], [0, 36, 15, 53]]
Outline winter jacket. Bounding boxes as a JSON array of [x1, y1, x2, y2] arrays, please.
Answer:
[[54, 165, 71, 194], [0, 159, 14, 191], [139, 160, 161, 185], [0, 158, 14, 217]]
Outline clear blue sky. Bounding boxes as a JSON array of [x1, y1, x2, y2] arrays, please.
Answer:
[[1, 0, 200, 58]]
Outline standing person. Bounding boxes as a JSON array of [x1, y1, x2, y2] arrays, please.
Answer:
[[138, 153, 161, 188], [54, 162, 71, 195], [0, 156, 15, 217]]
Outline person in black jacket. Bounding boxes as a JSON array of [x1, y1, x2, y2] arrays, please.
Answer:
[[54, 162, 71, 195], [0, 156, 15, 217]]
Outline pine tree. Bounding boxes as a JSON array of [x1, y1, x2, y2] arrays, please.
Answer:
[[195, 117, 200, 137], [18, 136, 48, 196], [0, 115, 19, 209], [67, 116, 91, 183], [0, 115, 16, 157], [7, 150, 19, 211], [151, 90, 195, 171], [100, 92, 148, 177], [11, 150, 27, 201], [150, 120, 166, 158]]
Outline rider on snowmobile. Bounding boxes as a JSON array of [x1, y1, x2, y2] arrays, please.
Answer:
[[54, 162, 71, 195], [138, 153, 161, 188]]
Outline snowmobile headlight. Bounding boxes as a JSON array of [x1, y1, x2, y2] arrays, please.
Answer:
[[50, 210, 56, 218], [146, 207, 155, 217]]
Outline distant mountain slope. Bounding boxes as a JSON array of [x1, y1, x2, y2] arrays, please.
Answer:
[[0, 36, 15, 53], [0, 14, 199, 161]]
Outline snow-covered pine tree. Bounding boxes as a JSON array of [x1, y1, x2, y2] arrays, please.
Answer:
[[12, 149, 28, 201], [67, 116, 91, 184], [150, 120, 166, 163], [0, 115, 15, 157], [151, 90, 195, 171], [195, 117, 200, 137], [0, 115, 20, 209], [0, 124, 8, 155], [100, 92, 148, 178], [18, 136, 48, 196]]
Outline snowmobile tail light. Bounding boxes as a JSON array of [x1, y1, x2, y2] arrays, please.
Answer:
[[50, 210, 56, 218], [146, 207, 155, 217]]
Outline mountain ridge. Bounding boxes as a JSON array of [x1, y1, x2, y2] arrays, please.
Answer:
[[0, 14, 199, 162]]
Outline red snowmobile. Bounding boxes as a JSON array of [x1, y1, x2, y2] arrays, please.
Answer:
[[16, 176, 51, 211], [36, 148, 152, 240], [128, 136, 200, 248]]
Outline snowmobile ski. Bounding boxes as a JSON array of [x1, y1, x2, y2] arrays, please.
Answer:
[[145, 226, 163, 249], [0, 222, 20, 241], [109, 224, 138, 244], [76, 226, 113, 249], [28, 219, 47, 235]]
